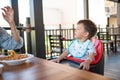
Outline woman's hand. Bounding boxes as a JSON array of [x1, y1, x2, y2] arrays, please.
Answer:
[[1, 6, 14, 24], [1, 6, 21, 43]]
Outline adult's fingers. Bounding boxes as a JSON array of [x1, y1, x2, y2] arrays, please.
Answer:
[[2, 12, 6, 18], [1, 8, 7, 13]]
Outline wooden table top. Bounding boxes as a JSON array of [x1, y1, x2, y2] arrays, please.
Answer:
[[0, 57, 112, 80]]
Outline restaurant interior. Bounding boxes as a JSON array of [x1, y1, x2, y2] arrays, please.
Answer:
[[0, 0, 120, 80]]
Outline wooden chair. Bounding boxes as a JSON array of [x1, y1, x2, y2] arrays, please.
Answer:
[[116, 38, 120, 46], [97, 32, 114, 54], [49, 35, 65, 59], [114, 28, 120, 46], [66, 38, 104, 75]]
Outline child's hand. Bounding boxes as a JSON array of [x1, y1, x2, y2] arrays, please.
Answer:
[[51, 59, 60, 63], [79, 60, 91, 70]]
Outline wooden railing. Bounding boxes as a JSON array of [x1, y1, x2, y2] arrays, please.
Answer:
[[3, 26, 120, 59]]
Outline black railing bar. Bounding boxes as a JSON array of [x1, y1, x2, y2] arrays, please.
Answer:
[[2, 27, 35, 30]]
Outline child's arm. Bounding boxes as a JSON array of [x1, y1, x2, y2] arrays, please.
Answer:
[[79, 53, 95, 70], [52, 50, 68, 63]]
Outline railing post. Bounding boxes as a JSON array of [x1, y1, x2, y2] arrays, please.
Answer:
[[98, 25, 101, 32], [72, 24, 75, 38], [59, 24, 62, 36], [25, 17, 32, 54], [19, 26, 25, 53], [112, 25, 114, 34]]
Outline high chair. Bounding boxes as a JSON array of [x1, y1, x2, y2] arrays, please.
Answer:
[[66, 38, 104, 75]]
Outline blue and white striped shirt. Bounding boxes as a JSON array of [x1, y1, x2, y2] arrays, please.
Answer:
[[0, 28, 23, 50]]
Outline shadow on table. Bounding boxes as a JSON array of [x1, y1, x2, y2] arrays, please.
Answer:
[[60, 59, 80, 69]]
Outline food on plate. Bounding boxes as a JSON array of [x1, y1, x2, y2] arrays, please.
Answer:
[[0, 50, 28, 60]]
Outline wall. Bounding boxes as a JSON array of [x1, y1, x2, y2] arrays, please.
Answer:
[[43, 0, 107, 28], [0, 0, 107, 28], [89, 0, 107, 27], [43, 0, 78, 25], [43, 8, 62, 25], [0, 0, 11, 26], [109, 17, 117, 27], [18, 0, 30, 26], [117, 3, 120, 26]]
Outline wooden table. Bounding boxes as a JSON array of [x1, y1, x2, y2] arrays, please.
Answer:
[[0, 57, 112, 80]]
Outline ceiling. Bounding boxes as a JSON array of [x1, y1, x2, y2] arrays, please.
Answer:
[[108, 0, 120, 3]]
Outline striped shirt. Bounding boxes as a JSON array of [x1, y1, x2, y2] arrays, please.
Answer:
[[0, 28, 23, 50]]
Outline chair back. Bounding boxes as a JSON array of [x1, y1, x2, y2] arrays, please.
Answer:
[[97, 32, 111, 41], [91, 38, 103, 64], [49, 35, 63, 54]]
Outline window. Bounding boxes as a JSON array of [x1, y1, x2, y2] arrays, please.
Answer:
[[0, 0, 11, 27], [18, 0, 30, 26]]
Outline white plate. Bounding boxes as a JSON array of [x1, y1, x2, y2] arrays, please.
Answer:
[[0, 54, 34, 66]]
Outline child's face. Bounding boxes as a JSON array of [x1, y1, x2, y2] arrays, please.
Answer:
[[74, 23, 89, 39]]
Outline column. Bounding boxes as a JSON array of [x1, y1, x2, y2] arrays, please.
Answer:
[[11, 0, 19, 26], [84, 0, 89, 19], [117, 3, 120, 27], [29, 0, 46, 59]]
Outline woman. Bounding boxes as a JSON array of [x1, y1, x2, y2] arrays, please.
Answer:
[[0, 6, 23, 52]]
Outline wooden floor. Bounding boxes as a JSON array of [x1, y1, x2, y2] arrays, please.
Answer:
[[60, 47, 120, 80], [104, 47, 120, 80]]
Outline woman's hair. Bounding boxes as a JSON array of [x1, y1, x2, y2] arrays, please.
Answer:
[[77, 19, 97, 39]]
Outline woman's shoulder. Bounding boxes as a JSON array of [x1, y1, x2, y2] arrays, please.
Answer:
[[0, 27, 6, 32], [0, 27, 8, 36], [0, 27, 3, 35]]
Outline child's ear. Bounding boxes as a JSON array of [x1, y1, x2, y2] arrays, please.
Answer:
[[84, 32, 89, 37]]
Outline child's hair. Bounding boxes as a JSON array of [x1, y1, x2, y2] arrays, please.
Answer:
[[77, 19, 97, 39]]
